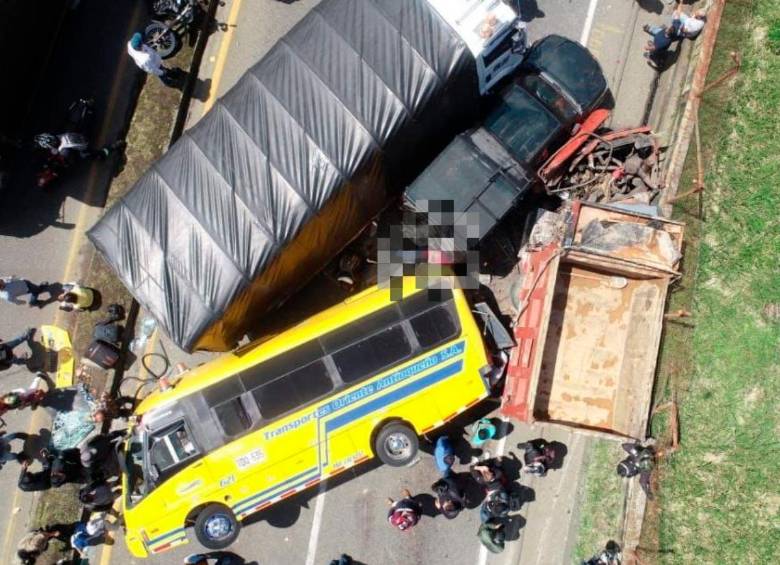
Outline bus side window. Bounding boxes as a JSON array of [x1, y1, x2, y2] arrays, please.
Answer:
[[252, 360, 333, 421], [408, 303, 460, 349], [330, 325, 412, 384], [213, 397, 252, 437]]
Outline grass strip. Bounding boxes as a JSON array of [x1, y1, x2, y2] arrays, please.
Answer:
[[572, 440, 628, 563], [649, 0, 780, 562]]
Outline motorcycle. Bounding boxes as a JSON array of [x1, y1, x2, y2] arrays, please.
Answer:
[[144, 0, 206, 59], [32, 98, 123, 188]]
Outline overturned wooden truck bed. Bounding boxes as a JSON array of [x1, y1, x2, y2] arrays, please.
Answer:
[[501, 201, 684, 439]]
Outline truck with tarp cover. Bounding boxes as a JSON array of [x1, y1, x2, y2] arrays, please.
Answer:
[[88, 0, 527, 352]]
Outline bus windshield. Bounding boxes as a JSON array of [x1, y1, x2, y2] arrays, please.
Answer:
[[126, 430, 147, 506]]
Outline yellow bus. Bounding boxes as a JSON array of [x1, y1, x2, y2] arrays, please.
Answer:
[[120, 278, 495, 557]]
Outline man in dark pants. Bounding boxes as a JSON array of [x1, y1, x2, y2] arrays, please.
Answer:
[[617, 442, 656, 499], [0, 277, 48, 306], [642, 24, 674, 69], [0, 328, 35, 370]]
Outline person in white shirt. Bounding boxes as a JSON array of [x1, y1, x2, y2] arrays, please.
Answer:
[[127, 32, 177, 85], [672, 7, 707, 39]]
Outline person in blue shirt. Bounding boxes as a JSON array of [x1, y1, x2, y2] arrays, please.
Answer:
[[434, 435, 456, 477]]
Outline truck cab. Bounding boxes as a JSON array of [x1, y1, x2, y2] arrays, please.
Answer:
[[426, 0, 527, 95], [406, 35, 608, 240]]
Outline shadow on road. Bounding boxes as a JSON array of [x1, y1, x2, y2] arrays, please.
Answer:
[[637, 0, 665, 14], [517, 0, 545, 22], [0, 0, 147, 238]]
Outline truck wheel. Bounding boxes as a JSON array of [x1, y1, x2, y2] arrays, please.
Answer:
[[194, 504, 240, 549], [374, 422, 418, 467]]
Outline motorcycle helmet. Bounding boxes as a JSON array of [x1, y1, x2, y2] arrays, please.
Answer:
[[617, 457, 640, 478], [33, 133, 59, 152], [2, 392, 20, 407]]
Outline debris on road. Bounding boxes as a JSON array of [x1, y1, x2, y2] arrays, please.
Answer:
[[544, 126, 663, 205]]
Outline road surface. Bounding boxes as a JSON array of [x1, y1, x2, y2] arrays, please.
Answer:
[[100, 0, 670, 564], [0, 1, 150, 562]]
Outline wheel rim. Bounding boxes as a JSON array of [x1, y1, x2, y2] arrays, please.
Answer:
[[204, 513, 233, 541], [145, 23, 176, 57], [384, 432, 412, 461]]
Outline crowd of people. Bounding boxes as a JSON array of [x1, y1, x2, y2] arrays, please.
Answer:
[[385, 431, 561, 555], [0, 273, 127, 564], [12, 429, 125, 564]]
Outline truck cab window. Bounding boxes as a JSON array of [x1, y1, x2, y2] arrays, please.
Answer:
[[518, 74, 577, 123], [485, 85, 562, 166]]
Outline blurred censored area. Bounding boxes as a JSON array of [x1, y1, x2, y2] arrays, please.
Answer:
[[378, 200, 481, 299]]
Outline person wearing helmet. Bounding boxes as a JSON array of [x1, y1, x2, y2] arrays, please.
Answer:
[[387, 488, 422, 531], [432, 475, 465, 519], [434, 435, 456, 477], [469, 418, 497, 448], [477, 518, 506, 554], [517, 438, 557, 477], [127, 32, 177, 86]]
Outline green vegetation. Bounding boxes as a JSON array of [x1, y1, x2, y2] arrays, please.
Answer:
[[575, 1, 780, 562], [573, 440, 628, 563], [650, 0, 780, 562]]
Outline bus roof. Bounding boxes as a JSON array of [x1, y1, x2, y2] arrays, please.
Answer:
[[135, 277, 464, 415]]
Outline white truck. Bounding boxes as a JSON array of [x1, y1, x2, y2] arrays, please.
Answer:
[[427, 0, 527, 94]]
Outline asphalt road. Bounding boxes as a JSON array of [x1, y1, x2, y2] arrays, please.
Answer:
[[0, 0, 150, 562], [100, 0, 668, 564]]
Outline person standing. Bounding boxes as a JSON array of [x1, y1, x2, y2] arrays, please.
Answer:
[[642, 24, 674, 68], [16, 527, 63, 564], [432, 475, 465, 519], [0, 430, 27, 468], [57, 283, 96, 312], [477, 518, 506, 554], [672, 6, 707, 39], [17, 453, 52, 492], [70, 512, 112, 558], [79, 482, 117, 512], [0, 328, 35, 370], [126, 32, 178, 86], [434, 435, 456, 477], [0, 277, 48, 306], [387, 489, 422, 531]]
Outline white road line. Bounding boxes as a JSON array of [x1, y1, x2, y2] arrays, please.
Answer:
[[304, 484, 328, 565], [580, 0, 600, 46], [476, 419, 512, 565]]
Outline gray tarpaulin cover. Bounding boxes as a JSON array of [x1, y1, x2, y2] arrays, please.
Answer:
[[88, 0, 480, 352]]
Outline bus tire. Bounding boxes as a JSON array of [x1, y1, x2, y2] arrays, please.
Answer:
[[193, 503, 240, 550], [374, 422, 418, 467]]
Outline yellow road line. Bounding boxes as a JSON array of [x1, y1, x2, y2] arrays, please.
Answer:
[[201, 0, 244, 114], [100, 533, 116, 565], [98, 2, 242, 560], [0, 6, 145, 563]]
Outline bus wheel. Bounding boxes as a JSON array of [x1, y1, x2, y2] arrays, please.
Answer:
[[194, 504, 241, 549], [375, 422, 418, 467]]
